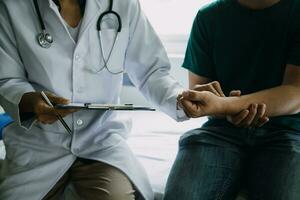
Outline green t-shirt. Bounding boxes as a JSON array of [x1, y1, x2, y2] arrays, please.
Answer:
[[183, 0, 300, 131]]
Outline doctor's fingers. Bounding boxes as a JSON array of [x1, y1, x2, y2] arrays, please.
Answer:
[[180, 99, 203, 118], [210, 81, 225, 97], [53, 109, 78, 118], [229, 90, 242, 97], [36, 103, 76, 117], [193, 81, 225, 97], [182, 90, 215, 102], [44, 92, 70, 105], [177, 94, 184, 109], [177, 96, 190, 117]]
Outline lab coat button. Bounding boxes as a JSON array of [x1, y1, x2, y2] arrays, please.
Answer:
[[77, 119, 83, 126], [75, 55, 81, 61]]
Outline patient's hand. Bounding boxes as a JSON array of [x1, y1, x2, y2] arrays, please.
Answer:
[[226, 90, 269, 128]]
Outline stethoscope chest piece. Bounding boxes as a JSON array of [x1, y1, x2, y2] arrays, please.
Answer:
[[37, 32, 53, 49]]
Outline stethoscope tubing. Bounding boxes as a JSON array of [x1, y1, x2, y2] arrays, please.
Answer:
[[33, 0, 46, 31], [96, 32, 123, 75], [97, 10, 122, 32], [33, 0, 123, 74]]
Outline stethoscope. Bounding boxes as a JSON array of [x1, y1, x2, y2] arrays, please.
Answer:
[[33, 0, 123, 74]]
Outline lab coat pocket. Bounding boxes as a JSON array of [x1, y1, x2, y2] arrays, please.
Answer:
[[88, 28, 129, 74]]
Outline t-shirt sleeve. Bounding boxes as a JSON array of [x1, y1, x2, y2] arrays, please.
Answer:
[[182, 11, 215, 79], [286, 2, 300, 66]]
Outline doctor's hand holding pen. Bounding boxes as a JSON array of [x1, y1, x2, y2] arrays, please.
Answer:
[[19, 92, 77, 125]]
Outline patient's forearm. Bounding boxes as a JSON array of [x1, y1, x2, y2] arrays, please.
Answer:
[[225, 85, 300, 117]]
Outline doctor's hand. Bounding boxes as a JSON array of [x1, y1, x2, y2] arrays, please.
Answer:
[[191, 81, 226, 118], [177, 90, 228, 118], [19, 92, 77, 124]]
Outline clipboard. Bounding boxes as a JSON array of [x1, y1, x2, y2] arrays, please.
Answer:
[[55, 103, 156, 111]]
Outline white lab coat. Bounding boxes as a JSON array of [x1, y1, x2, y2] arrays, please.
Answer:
[[0, 0, 186, 199]]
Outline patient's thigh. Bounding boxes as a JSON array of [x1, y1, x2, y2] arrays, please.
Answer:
[[70, 159, 135, 200], [164, 128, 245, 200], [245, 130, 300, 200]]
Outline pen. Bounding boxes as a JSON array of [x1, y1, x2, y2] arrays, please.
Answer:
[[40, 91, 72, 135]]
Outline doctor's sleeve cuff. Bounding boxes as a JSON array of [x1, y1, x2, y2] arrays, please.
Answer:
[[0, 86, 36, 131], [163, 87, 189, 122], [176, 106, 190, 122]]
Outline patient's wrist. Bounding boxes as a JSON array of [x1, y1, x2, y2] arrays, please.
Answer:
[[223, 96, 242, 115]]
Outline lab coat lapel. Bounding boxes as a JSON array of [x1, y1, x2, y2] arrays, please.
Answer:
[[78, 0, 103, 41], [38, 0, 77, 46]]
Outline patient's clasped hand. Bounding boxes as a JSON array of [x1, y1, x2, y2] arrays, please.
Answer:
[[177, 81, 269, 128]]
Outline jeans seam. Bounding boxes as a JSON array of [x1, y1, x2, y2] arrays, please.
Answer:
[[216, 175, 232, 200]]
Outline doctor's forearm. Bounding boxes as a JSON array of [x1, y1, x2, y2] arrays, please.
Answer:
[[225, 85, 300, 117]]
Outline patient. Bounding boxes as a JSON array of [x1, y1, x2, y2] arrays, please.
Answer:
[[165, 0, 300, 199]]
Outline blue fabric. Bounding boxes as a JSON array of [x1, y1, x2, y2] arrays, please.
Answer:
[[164, 126, 300, 200], [0, 113, 13, 140]]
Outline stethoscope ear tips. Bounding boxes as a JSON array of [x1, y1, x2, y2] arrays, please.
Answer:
[[37, 32, 53, 49]]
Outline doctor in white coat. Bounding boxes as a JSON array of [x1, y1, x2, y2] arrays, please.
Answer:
[[0, 0, 188, 199]]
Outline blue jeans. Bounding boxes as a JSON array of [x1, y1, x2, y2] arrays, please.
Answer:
[[164, 126, 300, 200]]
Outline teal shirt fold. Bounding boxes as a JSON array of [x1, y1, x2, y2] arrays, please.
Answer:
[[183, 0, 300, 131]]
